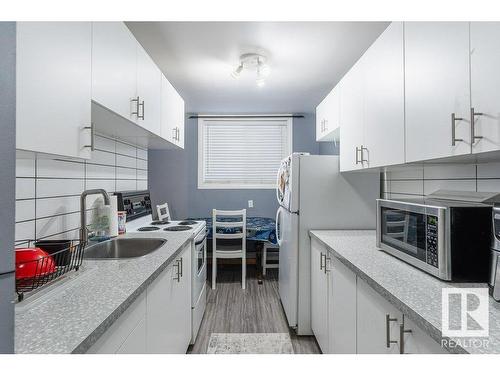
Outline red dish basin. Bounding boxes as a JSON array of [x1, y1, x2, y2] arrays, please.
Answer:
[[15, 247, 56, 279]]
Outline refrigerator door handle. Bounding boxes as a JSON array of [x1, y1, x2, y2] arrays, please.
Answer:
[[276, 166, 282, 204], [276, 206, 283, 246]]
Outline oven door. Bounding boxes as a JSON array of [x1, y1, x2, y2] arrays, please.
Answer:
[[376, 199, 448, 280], [192, 231, 207, 305]]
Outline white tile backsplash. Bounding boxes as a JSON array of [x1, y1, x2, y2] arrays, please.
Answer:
[[423, 164, 476, 179], [16, 158, 35, 177], [37, 159, 85, 179], [116, 141, 137, 157], [36, 179, 85, 198], [16, 178, 35, 200], [15, 134, 148, 241], [116, 154, 137, 168], [383, 162, 500, 198]]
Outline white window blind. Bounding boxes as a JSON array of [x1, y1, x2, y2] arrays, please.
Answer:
[[198, 118, 292, 189]]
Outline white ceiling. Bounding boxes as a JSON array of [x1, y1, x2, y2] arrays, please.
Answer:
[[127, 22, 389, 114]]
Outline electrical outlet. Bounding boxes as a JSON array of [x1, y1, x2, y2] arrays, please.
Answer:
[[248, 200, 254, 208]]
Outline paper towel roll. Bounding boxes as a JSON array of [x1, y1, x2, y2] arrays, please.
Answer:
[[109, 195, 119, 237]]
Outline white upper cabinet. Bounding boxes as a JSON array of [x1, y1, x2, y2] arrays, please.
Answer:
[[339, 58, 365, 172], [470, 22, 500, 154], [92, 22, 138, 123], [161, 74, 185, 149], [363, 22, 405, 168], [316, 85, 340, 142], [136, 44, 162, 136], [404, 22, 471, 162], [16, 22, 92, 159]]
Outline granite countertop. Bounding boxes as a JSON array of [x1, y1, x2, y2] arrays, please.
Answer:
[[309, 230, 500, 354], [15, 227, 201, 354]]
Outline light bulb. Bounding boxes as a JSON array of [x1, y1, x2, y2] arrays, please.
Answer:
[[256, 77, 266, 87], [231, 64, 243, 79], [259, 63, 270, 77]]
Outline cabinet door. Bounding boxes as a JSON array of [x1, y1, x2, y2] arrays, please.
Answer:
[[339, 58, 365, 172], [147, 244, 191, 353], [136, 44, 162, 135], [329, 257, 357, 354], [174, 92, 186, 149], [116, 318, 147, 354], [316, 99, 326, 141], [356, 278, 401, 354], [92, 22, 137, 122], [402, 316, 447, 354], [87, 293, 147, 354], [310, 238, 329, 353], [160, 74, 177, 144], [16, 22, 92, 159], [364, 22, 405, 168], [405, 22, 471, 162], [470, 22, 500, 154]]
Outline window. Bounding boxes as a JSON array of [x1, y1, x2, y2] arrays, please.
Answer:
[[198, 117, 293, 189]]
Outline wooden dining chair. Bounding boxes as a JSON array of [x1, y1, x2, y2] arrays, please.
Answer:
[[212, 209, 247, 290]]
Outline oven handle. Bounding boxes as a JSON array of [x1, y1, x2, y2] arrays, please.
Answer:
[[195, 233, 207, 246]]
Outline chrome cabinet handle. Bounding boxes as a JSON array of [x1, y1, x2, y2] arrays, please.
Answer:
[[176, 127, 180, 141], [131, 96, 140, 118], [471, 107, 484, 144], [355, 147, 361, 164], [361, 145, 368, 163], [179, 257, 183, 277], [324, 255, 331, 274], [320, 252, 325, 270], [138, 100, 145, 120], [399, 316, 412, 354], [173, 259, 181, 282], [83, 122, 95, 151], [172, 128, 177, 141], [386, 314, 398, 348], [451, 113, 464, 146]]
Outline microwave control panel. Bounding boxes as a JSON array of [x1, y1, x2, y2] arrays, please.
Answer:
[[426, 215, 439, 268]]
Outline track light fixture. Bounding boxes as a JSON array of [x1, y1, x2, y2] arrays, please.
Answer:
[[231, 53, 270, 87]]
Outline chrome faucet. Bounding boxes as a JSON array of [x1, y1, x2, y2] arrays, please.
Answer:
[[80, 189, 110, 243]]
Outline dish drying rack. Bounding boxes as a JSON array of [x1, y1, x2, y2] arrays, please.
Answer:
[[15, 239, 86, 302]]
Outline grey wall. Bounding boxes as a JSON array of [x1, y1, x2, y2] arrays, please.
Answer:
[[149, 113, 319, 219], [0, 22, 16, 354]]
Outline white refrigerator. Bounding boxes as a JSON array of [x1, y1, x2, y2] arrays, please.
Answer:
[[275, 153, 379, 335]]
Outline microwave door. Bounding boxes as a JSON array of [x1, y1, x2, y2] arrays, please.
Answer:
[[381, 209, 427, 263]]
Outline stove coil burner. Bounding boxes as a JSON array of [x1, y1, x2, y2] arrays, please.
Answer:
[[150, 220, 170, 225], [179, 220, 197, 225], [137, 226, 161, 232], [163, 226, 192, 232]]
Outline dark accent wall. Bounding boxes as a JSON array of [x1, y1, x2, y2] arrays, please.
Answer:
[[149, 113, 319, 219], [0, 21, 16, 354]]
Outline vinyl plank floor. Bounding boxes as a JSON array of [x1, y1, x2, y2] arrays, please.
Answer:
[[188, 265, 321, 354]]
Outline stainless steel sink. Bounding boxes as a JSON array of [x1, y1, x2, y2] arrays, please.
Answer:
[[84, 238, 167, 259]]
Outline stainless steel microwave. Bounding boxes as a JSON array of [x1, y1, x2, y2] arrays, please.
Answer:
[[376, 198, 491, 282]]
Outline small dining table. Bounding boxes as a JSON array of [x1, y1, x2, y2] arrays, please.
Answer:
[[187, 216, 277, 244], [187, 216, 278, 281]]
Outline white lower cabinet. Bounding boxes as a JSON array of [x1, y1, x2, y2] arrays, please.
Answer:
[[310, 238, 329, 353], [310, 237, 447, 354], [356, 278, 401, 354], [87, 293, 147, 354], [88, 244, 191, 354], [147, 243, 191, 353], [328, 256, 357, 354]]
